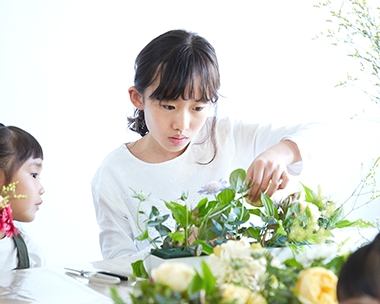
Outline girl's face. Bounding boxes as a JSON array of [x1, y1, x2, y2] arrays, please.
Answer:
[[9, 157, 44, 222], [129, 82, 211, 161]]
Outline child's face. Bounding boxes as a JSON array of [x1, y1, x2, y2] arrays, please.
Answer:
[[9, 157, 44, 222], [137, 82, 211, 160]]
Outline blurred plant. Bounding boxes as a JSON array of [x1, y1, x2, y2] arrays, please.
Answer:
[[112, 240, 349, 304], [314, 0, 380, 214], [314, 0, 380, 115]]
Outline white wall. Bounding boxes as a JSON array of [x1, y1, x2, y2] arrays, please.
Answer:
[[1, 0, 379, 267]]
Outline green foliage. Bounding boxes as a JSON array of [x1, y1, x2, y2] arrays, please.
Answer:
[[247, 184, 373, 248], [132, 168, 253, 257], [131, 260, 149, 279], [314, 0, 380, 106]]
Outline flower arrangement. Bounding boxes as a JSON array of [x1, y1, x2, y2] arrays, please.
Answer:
[[108, 168, 375, 304], [130, 168, 370, 262], [111, 239, 347, 304], [0, 182, 24, 238]]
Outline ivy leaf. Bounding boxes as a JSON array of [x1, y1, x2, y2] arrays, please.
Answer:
[[131, 259, 149, 279], [135, 228, 149, 241]]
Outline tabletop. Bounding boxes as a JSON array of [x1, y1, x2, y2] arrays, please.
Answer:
[[0, 256, 143, 304]]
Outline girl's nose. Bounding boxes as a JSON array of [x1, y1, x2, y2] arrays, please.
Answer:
[[173, 111, 190, 131], [39, 185, 45, 195]]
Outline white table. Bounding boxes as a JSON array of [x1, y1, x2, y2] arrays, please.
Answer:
[[0, 257, 141, 304]]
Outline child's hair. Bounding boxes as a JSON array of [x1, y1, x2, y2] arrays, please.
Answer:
[[0, 123, 44, 185], [127, 29, 221, 137], [337, 233, 380, 301]]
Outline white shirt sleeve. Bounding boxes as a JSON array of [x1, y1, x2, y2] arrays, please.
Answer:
[[91, 150, 153, 260]]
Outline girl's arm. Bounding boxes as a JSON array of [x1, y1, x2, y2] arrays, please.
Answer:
[[245, 139, 301, 203]]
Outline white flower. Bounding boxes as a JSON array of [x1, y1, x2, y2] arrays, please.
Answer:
[[207, 240, 267, 292], [151, 262, 195, 292], [299, 201, 321, 225], [295, 243, 338, 268]]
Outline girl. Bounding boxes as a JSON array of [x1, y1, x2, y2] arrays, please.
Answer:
[[92, 29, 321, 260], [0, 123, 45, 271], [337, 232, 380, 304]]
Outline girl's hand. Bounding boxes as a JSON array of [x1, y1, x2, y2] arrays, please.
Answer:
[[245, 140, 301, 203]]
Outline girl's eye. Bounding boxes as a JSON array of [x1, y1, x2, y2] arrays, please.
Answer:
[[163, 105, 175, 110], [193, 106, 205, 112], [31, 173, 38, 179]]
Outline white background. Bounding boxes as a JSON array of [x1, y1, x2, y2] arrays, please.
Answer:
[[1, 0, 379, 266]]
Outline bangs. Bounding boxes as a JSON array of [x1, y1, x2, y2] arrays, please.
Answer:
[[10, 126, 44, 162], [149, 46, 220, 103]]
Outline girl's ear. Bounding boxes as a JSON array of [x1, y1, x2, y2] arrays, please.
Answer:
[[128, 86, 144, 110]]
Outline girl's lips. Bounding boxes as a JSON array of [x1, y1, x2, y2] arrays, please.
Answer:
[[35, 201, 42, 210], [169, 136, 187, 145]]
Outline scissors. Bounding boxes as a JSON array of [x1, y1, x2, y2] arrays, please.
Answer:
[[64, 268, 128, 285]]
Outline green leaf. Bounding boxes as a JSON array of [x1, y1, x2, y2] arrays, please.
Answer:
[[216, 188, 235, 204], [165, 201, 189, 228], [229, 168, 247, 193], [261, 193, 278, 219], [109, 287, 126, 304], [187, 272, 204, 295], [335, 218, 374, 229], [192, 239, 214, 255], [149, 206, 160, 218], [131, 259, 149, 279], [135, 229, 149, 241], [276, 219, 287, 236], [168, 231, 185, 243], [155, 224, 172, 236], [200, 261, 216, 293]]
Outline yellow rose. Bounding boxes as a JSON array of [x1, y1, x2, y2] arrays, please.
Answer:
[[151, 262, 195, 292], [220, 284, 267, 304], [247, 292, 267, 304], [295, 266, 338, 304]]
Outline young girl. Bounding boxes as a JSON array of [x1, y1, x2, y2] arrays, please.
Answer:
[[92, 29, 321, 260], [337, 233, 380, 304], [0, 123, 45, 271]]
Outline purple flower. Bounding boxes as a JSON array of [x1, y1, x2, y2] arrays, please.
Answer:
[[198, 179, 227, 195]]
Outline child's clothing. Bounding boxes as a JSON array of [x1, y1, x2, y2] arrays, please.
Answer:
[[92, 117, 321, 260], [0, 231, 45, 271]]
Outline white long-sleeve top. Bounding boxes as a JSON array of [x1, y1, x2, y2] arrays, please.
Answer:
[[92, 117, 319, 260]]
